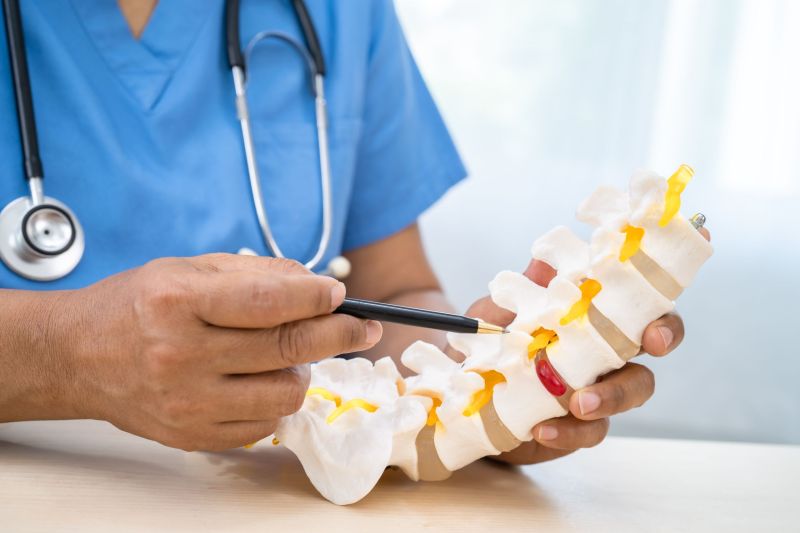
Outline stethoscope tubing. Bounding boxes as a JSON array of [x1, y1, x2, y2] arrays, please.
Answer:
[[227, 0, 335, 272], [3, 0, 43, 185], [0, 0, 339, 281], [226, 0, 325, 76]]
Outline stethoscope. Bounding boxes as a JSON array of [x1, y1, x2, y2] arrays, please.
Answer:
[[0, 0, 350, 282]]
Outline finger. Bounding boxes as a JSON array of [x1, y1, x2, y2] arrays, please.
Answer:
[[197, 420, 280, 452], [531, 415, 610, 450], [208, 314, 383, 373], [154, 419, 278, 452], [522, 259, 557, 287], [492, 440, 574, 465], [188, 253, 312, 276], [189, 270, 346, 328], [521, 230, 710, 287], [210, 366, 311, 421], [641, 312, 684, 356], [569, 362, 655, 420]]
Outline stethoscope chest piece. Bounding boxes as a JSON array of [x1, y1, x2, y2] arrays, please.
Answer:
[[0, 195, 84, 281]]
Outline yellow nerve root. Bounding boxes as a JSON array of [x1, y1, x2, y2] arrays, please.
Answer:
[[463, 371, 507, 417], [619, 225, 645, 262], [326, 399, 379, 424], [528, 328, 558, 359], [306, 387, 342, 407], [426, 397, 443, 426], [560, 279, 602, 326], [659, 164, 694, 227], [409, 391, 443, 426], [308, 387, 379, 424]]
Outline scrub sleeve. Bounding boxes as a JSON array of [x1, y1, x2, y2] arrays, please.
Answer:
[[341, 0, 467, 251]]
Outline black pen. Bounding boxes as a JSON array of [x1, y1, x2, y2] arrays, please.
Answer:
[[334, 297, 508, 335]]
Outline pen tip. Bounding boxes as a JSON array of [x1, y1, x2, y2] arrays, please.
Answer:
[[477, 321, 508, 335]]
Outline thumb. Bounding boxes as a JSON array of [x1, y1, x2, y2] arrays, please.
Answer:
[[523, 259, 557, 288], [465, 259, 558, 325], [464, 295, 516, 326]]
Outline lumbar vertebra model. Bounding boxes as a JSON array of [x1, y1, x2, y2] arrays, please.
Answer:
[[274, 165, 713, 505]]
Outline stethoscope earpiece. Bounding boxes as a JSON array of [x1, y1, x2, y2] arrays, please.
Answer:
[[323, 255, 351, 280]]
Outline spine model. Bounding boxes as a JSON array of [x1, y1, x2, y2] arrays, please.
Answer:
[[274, 166, 713, 505]]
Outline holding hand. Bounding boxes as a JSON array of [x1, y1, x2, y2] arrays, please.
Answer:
[[460, 227, 710, 464], [46, 255, 382, 451]]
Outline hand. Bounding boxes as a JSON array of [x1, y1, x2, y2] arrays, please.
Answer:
[[461, 228, 711, 464], [57, 254, 382, 451]]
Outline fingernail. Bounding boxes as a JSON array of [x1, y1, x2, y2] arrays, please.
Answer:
[[365, 320, 383, 345], [329, 282, 346, 312], [657, 326, 674, 350], [578, 391, 601, 415], [538, 426, 558, 441]]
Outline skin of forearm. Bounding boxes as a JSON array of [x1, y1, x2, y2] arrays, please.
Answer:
[[0, 290, 80, 422]]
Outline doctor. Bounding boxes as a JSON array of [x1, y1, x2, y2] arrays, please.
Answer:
[[0, 0, 704, 464]]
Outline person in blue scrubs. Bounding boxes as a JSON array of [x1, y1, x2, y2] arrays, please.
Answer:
[[0, 1, 693, 462]]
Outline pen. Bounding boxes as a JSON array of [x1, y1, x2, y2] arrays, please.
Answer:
[[334, 297, 507, 335]]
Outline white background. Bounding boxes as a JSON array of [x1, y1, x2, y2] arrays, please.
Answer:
[[396, 0, 800, 444]]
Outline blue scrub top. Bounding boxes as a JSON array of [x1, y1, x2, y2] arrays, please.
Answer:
[[0, 0, 466, 290]]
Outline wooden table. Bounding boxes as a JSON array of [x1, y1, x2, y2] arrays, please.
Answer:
[[1, 420, 797, 532]]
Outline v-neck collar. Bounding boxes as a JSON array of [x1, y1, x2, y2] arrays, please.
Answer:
[[68, 0, 212, 110]]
